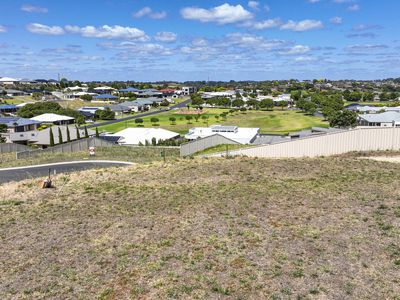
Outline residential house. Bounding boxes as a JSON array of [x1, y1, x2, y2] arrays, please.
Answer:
[[185, 125, 260, 144], [119, 101, 142, 112], [93, 86, 116, 94], [8, 125, 95, 148], [1, 89, 27, 97], [0, 77, 20, 85], [136, 89, 163, 98], [118, 87, 140, 95], [111, 128, 180, 145], [0, 104, 19, 114], [358, 111, 400, 127], [182, 86, 196, 95], [30, 113, 75, 125], [0, 117, 42, 144], [106, 104, 131, 116], [94, 94, 119, 102]]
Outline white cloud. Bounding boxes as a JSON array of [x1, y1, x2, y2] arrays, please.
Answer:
[[26, 23, 65, 35], [21, 4, 48, 13], [280, 19, 323, 32], [0, 25, 7, 33], [225, 33, 286, 50], [132, 7, 167, 19], [181, 3, 253, 25], [352, 24, 382, 31], [348, 4, 360, 11], [308, 0, 320, 3], [346, 44, 388, 51], [65, 25, 149, 41], [252, 19, 282, 30], [99, 42, 174, 56], [294, 56, 317, 62], [155, 32, 177, 43], [330, 17, 343, 24], [279, 45, 311, 55], [248, 1, 259, 9]]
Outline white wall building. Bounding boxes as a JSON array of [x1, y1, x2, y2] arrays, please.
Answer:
[[358, 111, 400, 127], [185, 125, 260, 144], [113, 128, 180, 145]]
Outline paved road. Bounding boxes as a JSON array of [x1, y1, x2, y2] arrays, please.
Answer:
[[0, 160, 133, 184], [85, 98, 192, 129]]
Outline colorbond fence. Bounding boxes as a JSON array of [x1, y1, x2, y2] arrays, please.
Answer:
[[0, 143, 30, 154], [207, 127, 400, 158], [180, 134, 240, 156], [16, 137, 114, 159]]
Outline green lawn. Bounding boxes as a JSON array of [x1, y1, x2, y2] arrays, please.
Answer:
[[344, 101, 399, 107], [99, 108, 327, 134]]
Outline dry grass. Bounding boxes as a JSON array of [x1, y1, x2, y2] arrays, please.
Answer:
[[0, 146, 180, 168], [0, 157, 399, 299]]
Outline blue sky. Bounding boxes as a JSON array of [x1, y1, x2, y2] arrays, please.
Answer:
[[0, 0, 399, 81]]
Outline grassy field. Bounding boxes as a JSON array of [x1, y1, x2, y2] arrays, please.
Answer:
[[1, 96, 35, 105], [1, 156, 399, 299], [99, 108, 327, 134], [0, 146, 179, 168]]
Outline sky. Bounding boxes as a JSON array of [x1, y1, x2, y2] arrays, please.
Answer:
[[0, 0, 399, 82]]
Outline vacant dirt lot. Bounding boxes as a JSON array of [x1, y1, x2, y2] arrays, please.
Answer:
[[0, 157, 399, 299]]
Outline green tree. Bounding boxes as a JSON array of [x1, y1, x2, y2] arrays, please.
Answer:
[[150, 117, 159, 126], [169, 117, 176, 125], [232, 99, 244, 108], [76, 126, 81, 140], [329, 110, 358, 128], [215, 115, 220, 122], [49, 128, 55, 147], [95, 107, 115, 120], [0, 124, 7, 143], [185, 115, 193, 124], [259, 99, 274, 110], [80, 94, 93, 101], [151, 137, 157, 146], [84, 126, 89, 138], [66, 126, 71, 142], [95, 127, 99, 138], [58, 127, 63, 144], [135, 118, 144, 126], [304, 102, 317, 115]]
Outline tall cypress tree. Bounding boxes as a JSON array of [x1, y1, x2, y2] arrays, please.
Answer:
[[76, 126, 81, 140], [58, 127, 63, 144], [66, 126, 71, 142], [49, 128, 55, 147], [95, 127, 99, 138], [84, 126, 89, 138]]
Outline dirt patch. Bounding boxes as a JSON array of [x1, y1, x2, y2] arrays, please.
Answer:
[[360, 156, 400, 163], [174, 109, 207, 115]]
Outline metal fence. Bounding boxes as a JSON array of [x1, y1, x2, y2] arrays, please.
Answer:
[[206, 127, 400, 158], [16, 137, 115, 159], [0, 143, 30, 154], [180, 134, 240, 156]]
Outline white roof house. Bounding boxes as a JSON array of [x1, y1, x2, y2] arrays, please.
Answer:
[[0, 77, 20, 85], [30, 113, 75, 125], [358, 111, 400, 127], [113, 128, 180, 145], [93, 86, 116, 91], [185, 125, 260, 144]]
